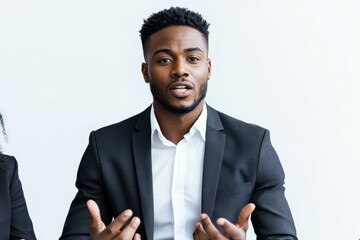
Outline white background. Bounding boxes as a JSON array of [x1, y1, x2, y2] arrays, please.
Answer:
[[1, 1, 360, 239]]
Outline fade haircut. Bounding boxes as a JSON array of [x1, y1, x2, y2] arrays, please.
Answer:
[[139, 7, 210, 58]]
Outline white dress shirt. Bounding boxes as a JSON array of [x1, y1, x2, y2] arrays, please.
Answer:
[[150, 105, 207, 240]]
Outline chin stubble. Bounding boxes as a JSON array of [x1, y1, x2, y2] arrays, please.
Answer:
[[150, 82, 207, 114]]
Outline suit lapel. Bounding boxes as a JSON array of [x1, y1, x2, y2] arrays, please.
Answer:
[[132, 107, 154, 240], [201, 105, 225, 218]]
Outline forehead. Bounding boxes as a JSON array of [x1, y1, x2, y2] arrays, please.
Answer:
[[146, 26, 208, 55]]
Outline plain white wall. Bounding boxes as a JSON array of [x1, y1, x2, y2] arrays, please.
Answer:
[[1, 0, 360, 239]]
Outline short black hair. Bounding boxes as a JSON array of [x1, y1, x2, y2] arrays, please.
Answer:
[[139, 7, 210, 57]]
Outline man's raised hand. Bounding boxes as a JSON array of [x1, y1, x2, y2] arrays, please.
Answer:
[[193, 203, 256, 240], [87, 199, 141, 240]]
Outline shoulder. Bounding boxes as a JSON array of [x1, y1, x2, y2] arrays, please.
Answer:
[[0, 154, 19, 190], [89, 107, 151, 142], [0, 154, 17, 174], [207, 105, 267, 140]]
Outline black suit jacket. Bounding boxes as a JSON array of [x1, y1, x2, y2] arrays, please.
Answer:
[[60, 105, 297, 240], [0, 155, 36, 240]]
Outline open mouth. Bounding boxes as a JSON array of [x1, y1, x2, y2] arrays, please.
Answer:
[[172, 85, 189, 92], [170, 83, 193, 97]]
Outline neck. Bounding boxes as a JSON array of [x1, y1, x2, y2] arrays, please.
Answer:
[[153, 101, 205, 144]]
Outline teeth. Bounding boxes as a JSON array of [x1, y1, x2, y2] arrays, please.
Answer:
[[174, 88, 187, 92], [171, 85, 190, 93]]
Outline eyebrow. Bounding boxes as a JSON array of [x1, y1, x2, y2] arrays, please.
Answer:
[[152, 47, 204, 57]]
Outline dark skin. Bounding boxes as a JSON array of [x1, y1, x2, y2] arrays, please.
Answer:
[[86, 26, 255, 240], [87, 200, 141, 240], [141, 26, 211, 144], [193, 204, 256, 240]]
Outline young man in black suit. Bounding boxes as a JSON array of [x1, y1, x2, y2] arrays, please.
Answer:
[[60, 7, 297, 240]]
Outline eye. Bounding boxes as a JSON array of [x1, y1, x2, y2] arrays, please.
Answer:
[[188, 56, 200, 63], [158, 58, 172, 64]]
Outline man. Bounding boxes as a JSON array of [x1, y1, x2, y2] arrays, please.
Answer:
[[60, 7, 297, 240]]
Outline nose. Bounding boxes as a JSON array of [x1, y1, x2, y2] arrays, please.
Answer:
[[171, 59, 189, 78]]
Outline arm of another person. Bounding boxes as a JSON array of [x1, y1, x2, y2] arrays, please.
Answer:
[[9, 156, 37, 240]]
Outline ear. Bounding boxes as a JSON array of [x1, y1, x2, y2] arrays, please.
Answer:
[[141, 62, 149, 83], [207, 58, 212, 80]]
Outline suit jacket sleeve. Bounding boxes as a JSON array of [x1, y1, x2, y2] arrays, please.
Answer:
[[0, 156, 36, 240], [59, 131, 113, 240], [250, 130, 297, 240]]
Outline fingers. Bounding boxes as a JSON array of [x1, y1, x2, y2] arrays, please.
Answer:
[[216, 218, 246, 239], [87, 199, 141, 240], [109, 209, 133, 232], [216, 204, 255, 239], [195, 204, 256, 240], [87, 199, 106, 232], [99, 209, 134, 239], [114, 216, 141, 240], [133, 233, 141, 240], [193, 222, 209, 240], [199, 213, 224, 240], [237, 203, 256, 230]]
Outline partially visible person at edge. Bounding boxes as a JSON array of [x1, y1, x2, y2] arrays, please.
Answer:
[[0, 113, 36, 240], [60, 7, 297, 240]]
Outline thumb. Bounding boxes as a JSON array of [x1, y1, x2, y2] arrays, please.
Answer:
[[87, 199, 106, 231], [237, 203, 256, 231]]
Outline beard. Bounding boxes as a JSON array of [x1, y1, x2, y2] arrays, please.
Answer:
[[150, 82, 207, 114]]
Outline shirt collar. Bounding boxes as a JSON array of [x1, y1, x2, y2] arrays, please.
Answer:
[[190, 104, 207, 141], [150, 103, 207, 143]]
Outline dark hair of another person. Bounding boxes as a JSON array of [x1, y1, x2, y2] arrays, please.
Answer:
[[139, 6, 210, 58], [0, 113, 7, 171]]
